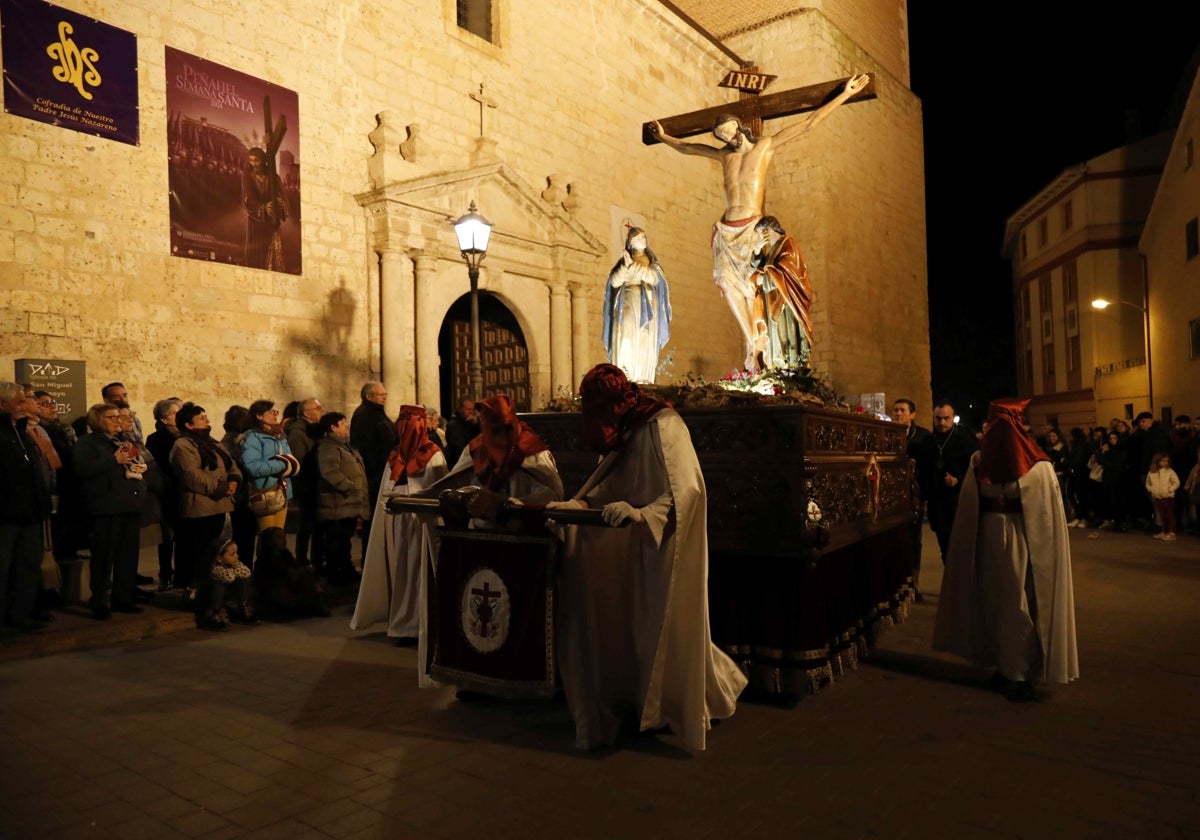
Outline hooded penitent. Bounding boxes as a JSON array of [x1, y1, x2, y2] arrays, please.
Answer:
[[578, 363, 670, 454], [387, 405, 441, 483], [468, 394, 549, 491], [975, 397, 1048, 486]]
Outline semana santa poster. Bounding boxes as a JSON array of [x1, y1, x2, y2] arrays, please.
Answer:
[[165, 46, 301, 274], [0, 0, 139, 145]]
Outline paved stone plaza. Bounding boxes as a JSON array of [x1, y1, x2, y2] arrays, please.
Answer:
[[1, 526, 1197, 838]]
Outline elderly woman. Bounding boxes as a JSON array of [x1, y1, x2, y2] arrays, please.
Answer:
[[73, 403, 148, 619], [240, 399, 300, 535], [169, 402, 242, 603]]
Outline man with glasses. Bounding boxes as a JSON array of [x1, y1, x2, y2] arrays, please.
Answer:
[[916, 400, 978, 564], [73, 403, 148, 619], [101, 382, 144, 444]]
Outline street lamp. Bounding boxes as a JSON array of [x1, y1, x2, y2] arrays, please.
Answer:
[[1091, 295, 1152, 414], [452, 200, 492, 401]]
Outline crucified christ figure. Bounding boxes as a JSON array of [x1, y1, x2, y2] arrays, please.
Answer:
[[649, 73, 870, 372]]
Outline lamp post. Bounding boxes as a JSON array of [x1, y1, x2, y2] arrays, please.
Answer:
[[1091, 295, 1152, 414], [452, 200, 492, 402]]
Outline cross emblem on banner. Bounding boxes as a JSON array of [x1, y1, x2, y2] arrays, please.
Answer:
[[471, 579, 503, 638]]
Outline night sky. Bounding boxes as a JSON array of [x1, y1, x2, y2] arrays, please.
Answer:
[[908, 10, 1200, 430]]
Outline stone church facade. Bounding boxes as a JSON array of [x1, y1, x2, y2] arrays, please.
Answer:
[[1, 0, 929, 421]]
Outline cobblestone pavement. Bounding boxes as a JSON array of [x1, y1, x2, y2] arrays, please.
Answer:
[[1, 525, 1197, 839]]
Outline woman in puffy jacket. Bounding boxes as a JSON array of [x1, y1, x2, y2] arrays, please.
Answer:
[[169, 402, 242, 603], [240, 399, 300, 534], [316, 412, 369, 585]]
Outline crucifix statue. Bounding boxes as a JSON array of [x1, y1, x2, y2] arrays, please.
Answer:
[[647, 73, 873, 372]]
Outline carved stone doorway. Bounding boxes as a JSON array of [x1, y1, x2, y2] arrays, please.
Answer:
[[438, 292, 530, 414]]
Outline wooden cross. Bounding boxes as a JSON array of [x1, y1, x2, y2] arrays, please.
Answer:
[[720, 65, 777, 139], [470, 82, 497, 137], [641, 74, 875, 145]]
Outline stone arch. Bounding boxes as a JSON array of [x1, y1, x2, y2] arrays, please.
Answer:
[[355, 159, 606, 413], [437, 291, 531, 412]]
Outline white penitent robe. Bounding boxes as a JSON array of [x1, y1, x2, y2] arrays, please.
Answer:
[[933, 457, 1079, 685], [350, 452, 448, 638], [556, 409, 748, 751]]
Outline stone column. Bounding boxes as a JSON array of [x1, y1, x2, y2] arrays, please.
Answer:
[[549, 279, 571, 397], [569, 278, 591, 388], [380, 249, 415, 405], [412, 253, 441, 411]]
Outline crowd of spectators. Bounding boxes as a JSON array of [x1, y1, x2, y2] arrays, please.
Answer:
[[1036, 413, 1200, 539], [0, 380, 463, 638]]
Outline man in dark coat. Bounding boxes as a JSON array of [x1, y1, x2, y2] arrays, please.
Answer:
[[1, 383, 52, 635], [443, 397, 480, 469], [287, 397, 325, 567], [915, 399, 979, 564], [1129, 411, 1170, 529], [74, 403, 148, 618], [893, 398, 931, 598], [350, 382, 397, 564]]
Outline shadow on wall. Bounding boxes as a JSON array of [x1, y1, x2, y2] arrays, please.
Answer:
[[278, 278, 360, 411]]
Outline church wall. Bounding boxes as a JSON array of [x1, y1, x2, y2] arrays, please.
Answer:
[[815, 0, 911, 87], [0, 0, 927, 421]]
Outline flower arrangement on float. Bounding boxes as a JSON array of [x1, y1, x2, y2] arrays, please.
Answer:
[[538, 365, 850, 413]]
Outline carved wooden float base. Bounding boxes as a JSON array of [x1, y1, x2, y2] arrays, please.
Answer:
[[525, 405, 917, 696]]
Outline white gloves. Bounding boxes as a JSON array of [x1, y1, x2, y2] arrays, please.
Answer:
[[601, 501, 643, 526], [544, 499, 587, 511]]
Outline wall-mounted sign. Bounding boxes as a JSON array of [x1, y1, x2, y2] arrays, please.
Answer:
[[15, 358, 86, 424], [165, 47, 302, 274], [0, 0, 139, 145], [718, 69, 777, 94]]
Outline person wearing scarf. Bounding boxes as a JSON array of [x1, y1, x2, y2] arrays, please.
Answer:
[[546, 363, 748, 752], [241, 399, 300, 534], [933, 397, 1079, 702], [351, 405, 448, 643], [168, 402, 242, 603]]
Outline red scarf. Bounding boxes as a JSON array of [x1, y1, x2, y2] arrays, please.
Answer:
[[387, 405, 441, 482], [468, 394, 548, 492], [258, 420, 286, 438], [579, 363, 670, 453], [975, 397, 1048, 485]]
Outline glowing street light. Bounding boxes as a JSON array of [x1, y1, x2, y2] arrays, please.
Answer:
[[452, 201, 493, 401]]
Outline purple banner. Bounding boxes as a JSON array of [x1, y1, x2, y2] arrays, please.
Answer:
[[165, 47, 302, 274], [1, 0, 138, 145]]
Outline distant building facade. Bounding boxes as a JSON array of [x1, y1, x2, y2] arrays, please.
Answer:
[[1140, 66, 1200, 423], [1002, 132, 1172, 431]]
